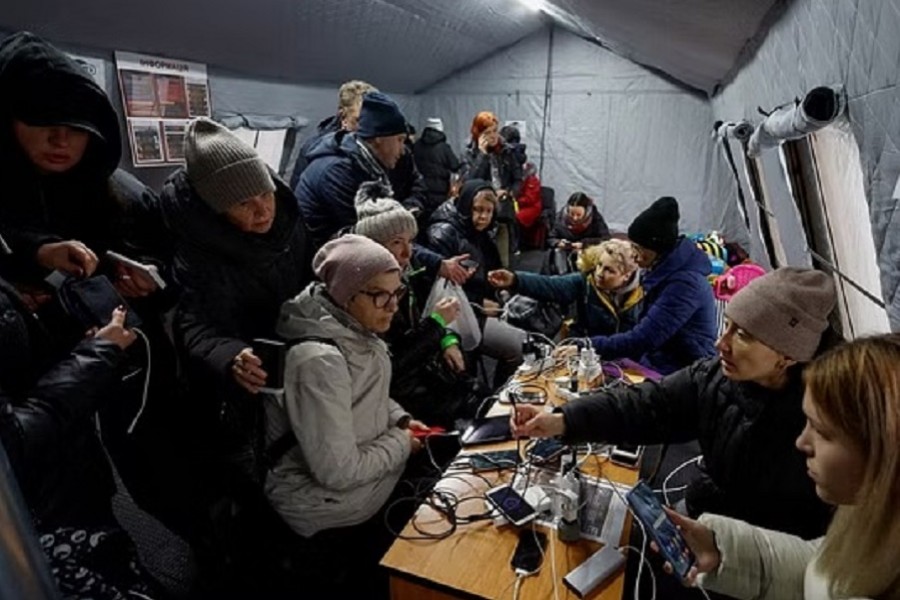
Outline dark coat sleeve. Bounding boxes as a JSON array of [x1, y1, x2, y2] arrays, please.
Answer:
[[172, 252, 247, 378], [389, 317, 445, 391], [505, 153, 523, 198], [560, 362, 705, 445], [412, 245, 443, 276], [424, 222, 465, 260], [0, 338, 124, 483], [443, 144, 461, 173], [459, 148, 492, 183], [589, 275, 709, 361], [514, 272, 585, 306]]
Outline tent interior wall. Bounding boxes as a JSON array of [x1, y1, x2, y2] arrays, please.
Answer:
[[1, 0, 898, 330]]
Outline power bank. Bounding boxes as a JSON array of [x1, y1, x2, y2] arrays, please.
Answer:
[[563, 545, 626, 598]]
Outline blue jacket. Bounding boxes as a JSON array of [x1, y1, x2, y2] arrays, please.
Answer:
[[590, 237, 717, 374], [514, 271, 643, 338], [295, 131, 427, 248]]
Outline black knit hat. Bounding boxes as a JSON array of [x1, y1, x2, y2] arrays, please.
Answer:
[[356, 92, 408, 139], [628, 196, 680, 253]]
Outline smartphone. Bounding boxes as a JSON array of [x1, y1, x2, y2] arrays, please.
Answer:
[[527, 438, 567, 465], [610, 444, 643, 468], [465, 450, 520, 471], [251, 338, 286, 393], [625, 481, 695, 580], [105, 251, 167, 290], [486, 484, 538, 527], [511, 530, 547, 574], [460, 258, 479, 270], [460, 416, 513, 446]]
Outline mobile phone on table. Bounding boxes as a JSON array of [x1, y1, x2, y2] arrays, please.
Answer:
[[625, 481, 695, 580], [485, 484, 538, 527], [465, 449, 519, 471], [511, 529, 547, 574], [527, 438, 567, 465]]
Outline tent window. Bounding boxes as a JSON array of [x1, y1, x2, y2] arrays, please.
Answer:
[[230, 128, 289, 175], [781, 130, 889, 337]]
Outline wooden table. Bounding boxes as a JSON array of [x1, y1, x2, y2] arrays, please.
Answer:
[[381, 365, 645, 600]]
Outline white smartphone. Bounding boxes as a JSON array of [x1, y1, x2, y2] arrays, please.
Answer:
[[106, 251, 167, 290], [485, 484, 538, 527]]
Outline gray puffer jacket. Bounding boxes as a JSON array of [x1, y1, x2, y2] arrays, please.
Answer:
[[264, 283, 411, 537]]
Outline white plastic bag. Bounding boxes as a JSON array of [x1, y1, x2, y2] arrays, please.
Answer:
[[424, 277, 482, 351]]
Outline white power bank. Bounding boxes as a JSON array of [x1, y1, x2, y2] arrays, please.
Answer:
[[563, 545, 626, 597]]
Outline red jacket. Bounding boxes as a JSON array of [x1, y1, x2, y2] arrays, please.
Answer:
[[516, 175, 542, 228]]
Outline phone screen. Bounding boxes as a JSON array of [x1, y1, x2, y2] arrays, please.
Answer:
[[625, 481, 694, 579], [511, 530, 547, 574], [486, 485, 537, 526], [527, 438, 566, 463], [467, 450, 519, 471]]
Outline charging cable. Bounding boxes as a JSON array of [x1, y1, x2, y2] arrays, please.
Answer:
[[126, 328, 152, 434], [660, 455, 702, 506]]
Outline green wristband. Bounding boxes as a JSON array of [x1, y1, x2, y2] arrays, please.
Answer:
[[441, 333, 460, 350], [429, 312, 447, 328]]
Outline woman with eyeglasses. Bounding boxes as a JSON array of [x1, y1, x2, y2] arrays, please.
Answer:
[[265, 234, 429, 596]]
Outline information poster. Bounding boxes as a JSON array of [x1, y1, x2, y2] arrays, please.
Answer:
[[115, 51, 211, 166]]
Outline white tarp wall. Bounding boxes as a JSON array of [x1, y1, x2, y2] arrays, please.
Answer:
[[711, 0, 900, 331], [406, 27, 748, 243]]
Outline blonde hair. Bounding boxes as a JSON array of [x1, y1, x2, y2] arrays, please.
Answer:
[[804, 334, 900, 599], [576, 239, 638, 276], [337, 80, 377, 113]]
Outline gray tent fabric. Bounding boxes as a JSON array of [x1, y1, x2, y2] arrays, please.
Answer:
[[712, 0, 900, 331], [407, 27, 748, 246], [748, 85, 847, 156]]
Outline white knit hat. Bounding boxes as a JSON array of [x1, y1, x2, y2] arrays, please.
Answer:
[[353, 181, 418, 243], [425, 117, 444, 132]]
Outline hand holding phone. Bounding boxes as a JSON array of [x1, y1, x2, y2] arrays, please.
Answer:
[[106, 251, 167, 291], [652, 507, 721, 586], [625, 481, 695, 580]]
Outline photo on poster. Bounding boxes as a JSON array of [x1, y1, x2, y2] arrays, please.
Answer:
[[119, 70, 160, 118], [129, 121, 164, 165], [187, 82, 211, 117], [155, 74, 189, 119], [163, 123, 187, 162]]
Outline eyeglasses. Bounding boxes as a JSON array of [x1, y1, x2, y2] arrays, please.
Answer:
[[357, 285, 407, 309]]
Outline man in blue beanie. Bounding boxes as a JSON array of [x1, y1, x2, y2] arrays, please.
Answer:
[[295, 91, 428, 248]]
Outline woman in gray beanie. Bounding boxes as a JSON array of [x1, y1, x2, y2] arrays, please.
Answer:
[[512, 267, 839, 546], [264, 234, 428, 595]]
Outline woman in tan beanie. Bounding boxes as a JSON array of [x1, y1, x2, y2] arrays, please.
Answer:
[[512, 267, 839, 545]]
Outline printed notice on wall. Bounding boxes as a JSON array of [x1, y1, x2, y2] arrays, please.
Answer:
[[115, 51, 211, 166]]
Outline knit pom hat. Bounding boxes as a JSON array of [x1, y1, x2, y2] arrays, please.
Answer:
[[425, 117, 444, 132], [184, 118, 274, 213], [725, 267, 836, 361], [353, 181, 418, 243], [356, 92, 408, 139], [628, 196, 680, 253], [313, 234, 400, 306]]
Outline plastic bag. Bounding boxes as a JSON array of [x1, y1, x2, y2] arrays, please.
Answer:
[[424, 278, 482, 351]]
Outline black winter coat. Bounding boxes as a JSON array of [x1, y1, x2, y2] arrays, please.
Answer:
[[425, 202, 501, 305], [161, 170, 313, 405], [547, 205, 611, 248], [413, 129, 460, 215], [0, 33, 164, 284], [296, 131, 427, 248], [0, 277, 126, 529], [459, 142, 523, 197], [561, 358, 832, 539], [288, 114, 340, 189]]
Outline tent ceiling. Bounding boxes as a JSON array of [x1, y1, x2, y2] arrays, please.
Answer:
[[0, 0, 781, 94]]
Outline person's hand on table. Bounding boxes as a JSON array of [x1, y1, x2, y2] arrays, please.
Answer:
[[510, 404, 565, 438], [651, 508, 721, 587]]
